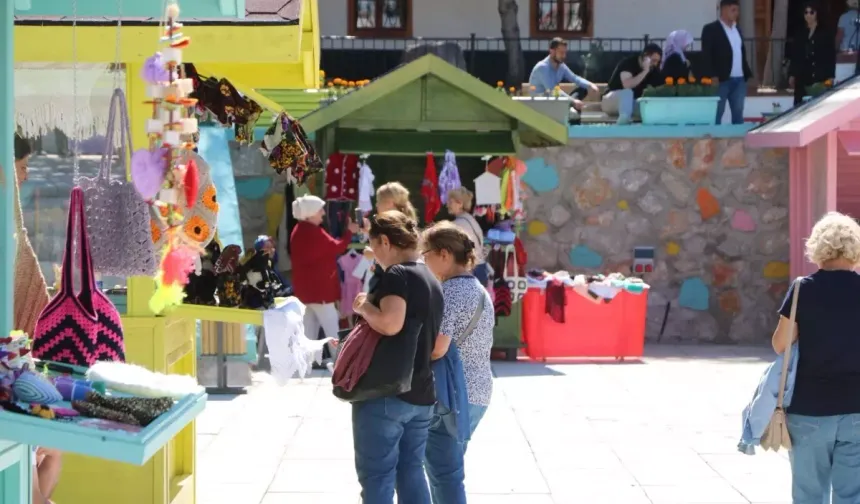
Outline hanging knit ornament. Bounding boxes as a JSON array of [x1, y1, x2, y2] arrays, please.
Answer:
[[132, 0, 205, 314], [438, 150, 462, 204]]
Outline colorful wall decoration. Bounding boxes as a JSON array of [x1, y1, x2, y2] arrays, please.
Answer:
[[519, 138, 790, 343]]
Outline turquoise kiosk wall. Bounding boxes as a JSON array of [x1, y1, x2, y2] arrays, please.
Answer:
[[196, 126, 257, 366]]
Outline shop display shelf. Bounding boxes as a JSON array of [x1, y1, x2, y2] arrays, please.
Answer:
[[0, 389, 206, 465], [172, 304, 263, 325]]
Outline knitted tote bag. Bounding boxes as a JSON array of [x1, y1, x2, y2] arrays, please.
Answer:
[[12, 163, 50, 336], [32, 188, 126, 366], [78, 88, 158, 277]]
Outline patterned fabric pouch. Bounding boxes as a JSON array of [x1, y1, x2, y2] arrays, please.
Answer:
[[33, 188, 126, 366]]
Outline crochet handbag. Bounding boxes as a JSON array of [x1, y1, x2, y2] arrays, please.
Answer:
[[12, 163, 49, 336], [32, 187, 126, 367], [760, 278, 800, 453], [78, 88, 158, 277]]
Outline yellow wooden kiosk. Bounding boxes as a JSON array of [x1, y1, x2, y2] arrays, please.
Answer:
[[11, 1, 321, 502]]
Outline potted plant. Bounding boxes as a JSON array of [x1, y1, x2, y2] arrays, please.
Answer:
[[802, 79, 833, 103], [511, 84, 570, 125], [638, 77, 720, 125]]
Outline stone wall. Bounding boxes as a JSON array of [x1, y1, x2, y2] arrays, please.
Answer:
[[518, 138, 790, 343]]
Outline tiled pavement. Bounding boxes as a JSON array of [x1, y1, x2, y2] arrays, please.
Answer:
[[196, 344, 793, 504]]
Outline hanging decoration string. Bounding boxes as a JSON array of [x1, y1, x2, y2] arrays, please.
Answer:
[[72, 0, 80, 183], [113, 0, 123, 90]]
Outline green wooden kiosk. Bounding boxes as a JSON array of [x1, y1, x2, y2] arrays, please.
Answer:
[[261, 54, 568, 357]]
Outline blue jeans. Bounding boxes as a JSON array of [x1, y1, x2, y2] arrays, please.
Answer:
[[716, 77, 746, 125], [787, 413, 860, 504], [352, 396, 433, 504], [425, 415, 467, 504], [465, 403, 488, 452]]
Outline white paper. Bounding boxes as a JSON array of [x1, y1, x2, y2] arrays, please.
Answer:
[[164, 130, 181, 145], [146, 119, 164, 134], [352, 257, 372, 280]]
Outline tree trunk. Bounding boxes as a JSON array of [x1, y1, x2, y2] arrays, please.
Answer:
[[763, 0, 788, 87], [499, 0, 525, 86]]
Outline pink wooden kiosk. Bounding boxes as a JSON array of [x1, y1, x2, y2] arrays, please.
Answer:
[[746, 77, 860, 278]]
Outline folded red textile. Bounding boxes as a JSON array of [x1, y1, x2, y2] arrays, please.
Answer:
[[332, 322, 382, 392]]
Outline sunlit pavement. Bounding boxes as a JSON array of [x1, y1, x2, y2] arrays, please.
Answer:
[[196, 344, 792, 504]]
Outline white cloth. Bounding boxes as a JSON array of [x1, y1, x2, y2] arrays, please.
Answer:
[[720, 20, 744, 78], [303, 302, 341, 362], [15, 63, 117, 139], [292, 195, 326, 221], [262, 297, 334, 385], [357, 161, 375, 213]]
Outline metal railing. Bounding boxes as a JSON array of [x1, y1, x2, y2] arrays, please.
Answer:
[[321, 34, 791, 89]]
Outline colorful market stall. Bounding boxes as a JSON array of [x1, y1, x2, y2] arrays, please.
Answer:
[[284, 54, 568, 358], [745, 75, 860, 279]]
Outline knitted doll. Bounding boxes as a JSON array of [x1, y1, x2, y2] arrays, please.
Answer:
[[239, 249, 274, 310], [214, 245, 243, 307], [185, 240, 221, 305]]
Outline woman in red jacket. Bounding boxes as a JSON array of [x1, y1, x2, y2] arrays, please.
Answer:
[[290, 195, 358, 370]]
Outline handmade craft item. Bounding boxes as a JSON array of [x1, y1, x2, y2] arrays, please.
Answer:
[[214, 245, 243, 307], [184, 239, 221, 305], [86, 361, 202, 400], [260, 112, 322, 184], [0, 331, 34, 373], [78, 88, 159, 277], [12, 370, 63, 405], [32, 188, 126, 366], [53, 376, 101, 402], [130, 0, 208, 314], [83, 390, 173, 426]]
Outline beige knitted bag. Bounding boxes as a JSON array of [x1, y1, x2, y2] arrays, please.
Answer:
[[13, 167, 50, 336]]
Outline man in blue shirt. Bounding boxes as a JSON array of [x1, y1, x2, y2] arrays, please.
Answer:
[[528, 37, 599, 115]]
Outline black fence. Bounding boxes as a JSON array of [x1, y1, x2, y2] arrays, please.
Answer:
[[321, 35, 790, 89]]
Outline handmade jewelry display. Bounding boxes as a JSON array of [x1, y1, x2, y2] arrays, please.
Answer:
[[130, 1, 210, 314]]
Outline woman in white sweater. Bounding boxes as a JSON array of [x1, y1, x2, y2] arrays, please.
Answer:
[[446, 188, 488, 285]]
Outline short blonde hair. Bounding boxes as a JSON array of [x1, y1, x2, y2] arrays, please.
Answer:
[[376, 182, 417, 221], [447, 187, 474, 212], [805, 212, 860, 266]]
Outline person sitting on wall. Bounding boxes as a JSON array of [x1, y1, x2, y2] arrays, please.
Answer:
[[528, 37, 599, 116], [600, 43, 663, 124], [661, 30, 697, 82]]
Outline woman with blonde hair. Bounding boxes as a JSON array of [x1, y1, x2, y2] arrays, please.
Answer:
[[375, 182, 417, 221], [771, 211, 860, 503], [365, 182, 418, 292], [351, 210, 444, 503], [446, 187, 487, 285]]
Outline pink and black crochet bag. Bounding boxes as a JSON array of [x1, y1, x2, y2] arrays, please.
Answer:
[[32, 187, 126, 366]]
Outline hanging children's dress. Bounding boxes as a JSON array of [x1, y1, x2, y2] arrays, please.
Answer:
[[438, 150, 462, 204], [357, 159, 375, 214], [337, 250, 364, 317], [421, 153, 441, 223]]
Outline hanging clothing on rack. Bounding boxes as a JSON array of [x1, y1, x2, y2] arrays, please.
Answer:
[[260, 112, 322, 184], [438, 150, 462, 204], [337, 250, 364, 317], [357, 158, 375, 214], [324, 152, 360, 201], [421, 153, 441, 223]]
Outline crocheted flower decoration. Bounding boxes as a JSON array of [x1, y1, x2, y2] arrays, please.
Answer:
[[183, 215, 210, 243], [202, 184, 218, 212], [141, 52, 171, 84], [131, 147, 168, 200]]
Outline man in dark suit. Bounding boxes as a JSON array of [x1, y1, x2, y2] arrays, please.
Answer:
[[700, 0, 754, 124]]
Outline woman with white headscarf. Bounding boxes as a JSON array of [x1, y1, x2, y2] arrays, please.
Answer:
[[660, 30, 696, 82], [289, 195, 359, 371]]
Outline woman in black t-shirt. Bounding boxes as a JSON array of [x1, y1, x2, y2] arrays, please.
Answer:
[[771, 212, 860, 503], [352, 210, 444, 504]]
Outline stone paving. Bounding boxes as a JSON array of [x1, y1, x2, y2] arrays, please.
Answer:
[[196, 344, 793, 504]]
